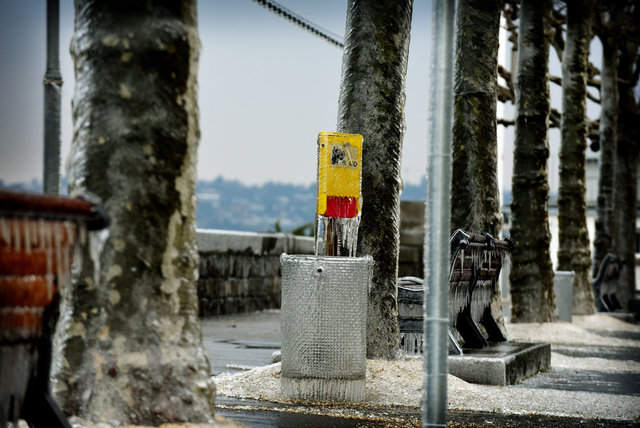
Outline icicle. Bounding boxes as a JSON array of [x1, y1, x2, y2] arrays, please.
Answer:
[[24, 219, 32, 254], [62, 221, 75, 286], [12, 218, 21, 252], [44, 220, 53, 302], [314, 214, 322, 255], [336, 218, 342, 256], [315, 215, 360, 257], [53, 221, 64, 302], [400, 332, 424, 355], [0, 218, 10, 246]]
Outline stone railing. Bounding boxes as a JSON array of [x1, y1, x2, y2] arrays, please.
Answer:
[[197, 202, 425, 317], [196, 229, 314, 316]]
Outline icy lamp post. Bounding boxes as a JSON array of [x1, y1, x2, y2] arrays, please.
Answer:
[[280, 132, 373, 402]]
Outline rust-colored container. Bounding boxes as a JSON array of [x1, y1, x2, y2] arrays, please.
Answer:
[[0, 189, 108, 427]]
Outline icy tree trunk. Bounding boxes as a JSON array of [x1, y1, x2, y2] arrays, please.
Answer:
[[452, 0, 503, 236], [612, 30, 640, 309], [55, 1, 215, 424], [451, 0, 507, 336], [337, 0, 413, 359], [509, 0, 557, 323], [557, 0, 595, 315], [592, 38, 618, 278]]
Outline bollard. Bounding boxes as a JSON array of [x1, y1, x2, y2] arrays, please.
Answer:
[[280, 253, 372, 402], [554, 271, 574, 322]]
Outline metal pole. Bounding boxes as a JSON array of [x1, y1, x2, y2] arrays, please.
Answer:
[[43, 0, 62, 195], [423, 0, 455, 427]]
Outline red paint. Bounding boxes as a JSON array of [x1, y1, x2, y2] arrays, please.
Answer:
[[324, 196, 359, 218]]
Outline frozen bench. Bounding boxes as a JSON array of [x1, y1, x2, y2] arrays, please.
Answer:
[[592, 253, 623, 312], [398, 229, 512, 355]]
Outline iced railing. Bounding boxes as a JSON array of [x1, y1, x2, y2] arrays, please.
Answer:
[[0, 190, 108, 342], [0, 189, 108, 426], [0, 217, 80, 341]]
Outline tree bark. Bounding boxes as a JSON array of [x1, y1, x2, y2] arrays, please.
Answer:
[[592, 36, 618, 278], [509, 0, 557, 323], [54, 1, 215, 424], [337, 0, 413, 359], [452, 0, 503, 236], [612, 14, 640, 308], [451, 0, 507, 336], [557, 0, 595, 315]]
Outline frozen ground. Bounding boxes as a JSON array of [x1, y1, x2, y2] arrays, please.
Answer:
[[17, 313, 636, 427], [212, 313, 640, 422]]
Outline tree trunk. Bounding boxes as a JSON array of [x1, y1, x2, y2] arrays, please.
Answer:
[[451, 0, 506, 336], [613, 22, 640, 309], [54, 1, 215, 424], [557, 0, 595, 315], [592, 37, 618, 278], [337, 0, 413, 359], [509, 0, 557, 323]]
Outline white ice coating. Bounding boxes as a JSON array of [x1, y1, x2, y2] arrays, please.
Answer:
[[315, 215, 360, 257], [400, 332, 424, 355], [89, 228, 110, 289], [448, 244, 507, 327]]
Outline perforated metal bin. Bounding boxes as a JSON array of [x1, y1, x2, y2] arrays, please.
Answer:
[[280, 253, 373, 402]]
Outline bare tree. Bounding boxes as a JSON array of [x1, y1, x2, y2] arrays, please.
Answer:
[[337, 0, 413, 359], [55, 1, 215, 423], [451, 0, 507, 335], [509, 0, 557, 323], [557, 0, 595, 315]]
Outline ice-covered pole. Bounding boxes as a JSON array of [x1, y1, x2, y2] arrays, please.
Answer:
[[43, 0, 62, 195], [423, 0, 455, 427]]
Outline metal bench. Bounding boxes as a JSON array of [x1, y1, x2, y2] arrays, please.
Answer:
[[398, 229, 512, 355], [592, 253, 623, 312]]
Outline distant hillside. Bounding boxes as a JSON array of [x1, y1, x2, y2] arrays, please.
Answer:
[[0, 177, 427, 233], [195, 178, 317, 233], [196, 177, 427, 233]]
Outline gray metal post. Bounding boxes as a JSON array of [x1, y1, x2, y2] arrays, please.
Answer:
[[423, 0, 455, 427], [43, 0, 62, 195]]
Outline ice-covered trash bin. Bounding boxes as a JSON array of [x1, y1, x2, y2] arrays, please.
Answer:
[[280, 253, 373, 402]]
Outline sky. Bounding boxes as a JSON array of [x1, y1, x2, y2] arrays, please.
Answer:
[[0, 1, 603, 191], [0, 0, 429, 187]]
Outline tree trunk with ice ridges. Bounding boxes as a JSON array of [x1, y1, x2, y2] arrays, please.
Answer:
[[557, 0, 595, 315], [337, 0, 413, 359], [509, 0, 557, 323], [55, 1, 215, 424]]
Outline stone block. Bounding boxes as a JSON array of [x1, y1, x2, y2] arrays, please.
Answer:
[[448, 342, 551, 386]]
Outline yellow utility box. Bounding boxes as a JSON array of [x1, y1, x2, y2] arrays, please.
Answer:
[[316, 132, 363, 218]]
